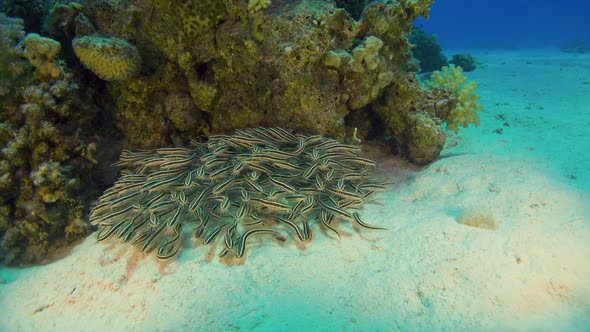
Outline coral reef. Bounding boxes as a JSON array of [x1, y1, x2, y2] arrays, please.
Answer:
[[43, 2, 94, 40], [324, 35, 394, 110], [72, 35, 141, 81], [0, 75, 104, 263], [91, 128, 385, 261], [0, 40, 106, 264], [73, 0, 438, 145], [450, 53, 477, 72], [178, 0, 227, 39], [0, 0, 486, 264]]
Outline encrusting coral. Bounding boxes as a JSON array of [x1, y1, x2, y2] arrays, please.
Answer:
[[90, 128, 385, 261]]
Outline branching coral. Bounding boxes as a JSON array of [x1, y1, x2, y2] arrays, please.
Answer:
[[425, 65, 483, 133], [91, 128, 385, 261], [0, 14, 30, 96], [0, 73, 102, 264]]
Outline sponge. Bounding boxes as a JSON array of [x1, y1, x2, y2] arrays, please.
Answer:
[[72, 35, 141, 81]]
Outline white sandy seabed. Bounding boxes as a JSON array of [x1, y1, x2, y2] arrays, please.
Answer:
[[1, 49, 589, 332]]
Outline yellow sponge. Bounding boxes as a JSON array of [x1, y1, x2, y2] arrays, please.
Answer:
[[72, 36, 141, 81]]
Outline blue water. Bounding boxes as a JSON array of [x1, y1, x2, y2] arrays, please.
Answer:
[[416, 0, 590, 49]]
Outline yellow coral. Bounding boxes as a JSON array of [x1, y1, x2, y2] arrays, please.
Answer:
[[22, 33, 64, 81], [189, 79, 217, 111], [426, 65, 483, 133], [350, 36, 384, 73], [248, 0, 272, 14], [72, 36, 141, 81]]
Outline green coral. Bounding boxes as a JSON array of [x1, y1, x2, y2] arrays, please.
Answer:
[[425, 65, 482, 133], [248, 0, 272, 14], [72, 35, 141, 81]]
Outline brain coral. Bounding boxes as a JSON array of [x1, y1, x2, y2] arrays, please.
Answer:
[[72, 35, 141, 81]]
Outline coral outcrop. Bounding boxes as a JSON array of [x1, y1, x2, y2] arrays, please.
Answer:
[[74, 0, 442, 147], [0, 0, 485, 264]]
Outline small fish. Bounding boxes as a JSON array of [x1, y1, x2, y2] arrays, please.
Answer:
[[236, 228, 279, 258]]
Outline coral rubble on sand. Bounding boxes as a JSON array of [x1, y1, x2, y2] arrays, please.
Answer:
[[90, 128, 385, 261]]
